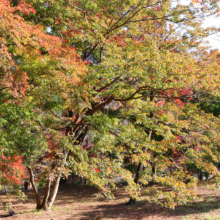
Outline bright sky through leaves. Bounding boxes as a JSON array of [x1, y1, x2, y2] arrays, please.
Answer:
[[173, 0, 220, 49]]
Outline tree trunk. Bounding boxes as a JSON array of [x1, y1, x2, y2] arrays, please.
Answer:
[[28, 171, 61, 211], [134, 162, 143, 184], [205, 172, 209, 180], [41, 178, 51, 210], [82, 178, 88, 185], [27, 167, 42, 209], [152, 165, 156, 176], [42, 151, 68, 210], [27, 149, 68, 211], [199, 170, 203, 181], [127, 162, 144, 205], [45, 174, 61, 210], [127, 91, 155, 206]]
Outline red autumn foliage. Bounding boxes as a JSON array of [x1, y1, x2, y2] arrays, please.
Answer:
[[0, 155, 28, 185], [175, 99, 185, 107], [156, 100, 166, 107], [95, 168, 100, 173]]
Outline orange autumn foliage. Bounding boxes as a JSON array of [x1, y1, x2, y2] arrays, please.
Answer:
[[0, 0, 85, 101]]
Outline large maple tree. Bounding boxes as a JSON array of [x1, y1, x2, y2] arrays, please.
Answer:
[[1, 0, 220, 211]]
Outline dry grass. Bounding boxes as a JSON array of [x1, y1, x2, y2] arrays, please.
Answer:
[[0, 182, 220, 220]]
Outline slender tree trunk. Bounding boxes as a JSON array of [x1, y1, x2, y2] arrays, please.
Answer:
[[152, 165, 156, 176], [82, 178, 88, 185], [45, 174, 61, 210], [41, 162, 58, 210], [127, 162, 144, 205], [41, 178, 51, 210], [27, 167, 42, 209], [134, 162, 143, 184], [127, 91, 155, 205], [199, 170, 203, 181], [205, 172, 209, 180], [41, 151, 68, 210]]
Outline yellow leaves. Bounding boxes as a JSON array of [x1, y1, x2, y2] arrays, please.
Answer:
[[131, 153, 151, 165]]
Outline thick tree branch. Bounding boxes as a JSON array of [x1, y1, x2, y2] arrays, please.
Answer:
[[85, 96, 114, 115]]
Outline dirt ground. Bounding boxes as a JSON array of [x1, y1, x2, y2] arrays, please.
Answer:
[[0, 183, 220, 220]]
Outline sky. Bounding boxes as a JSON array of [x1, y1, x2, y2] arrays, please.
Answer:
[[204, 17, 220, 50], [172, 0, 220, 50]]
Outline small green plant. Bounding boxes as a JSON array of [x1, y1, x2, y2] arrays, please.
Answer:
[[3, 202, 12, 211], [51, 205, 55, 211]]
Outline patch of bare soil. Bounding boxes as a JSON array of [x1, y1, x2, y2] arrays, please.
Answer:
[[0, 183, 220, 220]]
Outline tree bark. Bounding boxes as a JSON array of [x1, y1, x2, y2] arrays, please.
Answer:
[[134, 162, 143, 184], [199, 170, 203, 181], [27, 167, 42, 209], [46, 174, 61, 210], [27, 149, 68, 211], [41, 178, 51, 210], [42, 151, 68, 210], [152, 165, 156, 176], [205, 172, 209, 180], [127, 162, 144, 205]]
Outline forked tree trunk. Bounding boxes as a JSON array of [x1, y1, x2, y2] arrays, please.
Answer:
[[27, 151, 68, 211], [28, 170, 62, 210]]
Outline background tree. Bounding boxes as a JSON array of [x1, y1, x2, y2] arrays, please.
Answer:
[[0, 155, 27, 192]]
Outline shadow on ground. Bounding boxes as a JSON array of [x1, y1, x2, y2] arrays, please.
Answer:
[[0, 215, 10, 218], [72, 197, 220, 220]]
